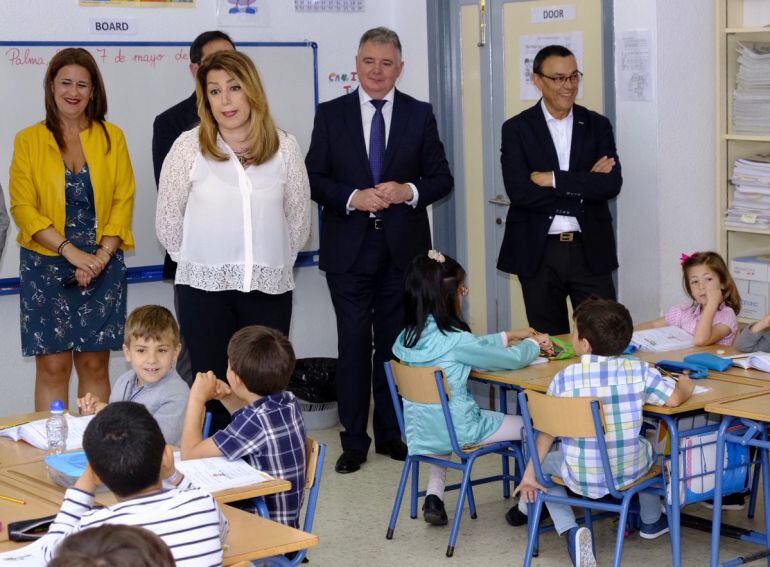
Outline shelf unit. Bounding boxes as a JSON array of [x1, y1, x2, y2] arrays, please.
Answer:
[[717, 0, 770, 321]]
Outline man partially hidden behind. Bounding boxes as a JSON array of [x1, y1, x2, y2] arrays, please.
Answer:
[[151, 30, 235, 384], [497, 45, 622, 336], [306, 27, 453, 474]]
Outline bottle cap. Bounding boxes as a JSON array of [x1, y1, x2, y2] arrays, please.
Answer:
[[50, 400, 65, 412]]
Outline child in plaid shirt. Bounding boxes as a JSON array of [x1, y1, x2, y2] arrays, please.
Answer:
[[515, 299, 695, 567], [181, 325, 307, 527]]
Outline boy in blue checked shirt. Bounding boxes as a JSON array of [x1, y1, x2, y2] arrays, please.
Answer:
[[515, 299, 695, 567], [180, 325, 307, 527]]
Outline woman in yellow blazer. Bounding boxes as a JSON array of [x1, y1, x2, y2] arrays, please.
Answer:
[[9, 48, 135, 411]]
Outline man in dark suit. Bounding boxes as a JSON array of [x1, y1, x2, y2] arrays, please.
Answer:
[[306, 27, 453, 474], [497, 44, 622, 337], [151, 30, 235, 387]]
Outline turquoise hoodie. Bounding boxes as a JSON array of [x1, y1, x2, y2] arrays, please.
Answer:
[[392, 318, 540, 455]]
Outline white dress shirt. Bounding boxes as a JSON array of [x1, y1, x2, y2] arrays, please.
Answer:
[[541, 99, 581, 234], [346, 87, 418, 212], [156, 127, 311, 294]]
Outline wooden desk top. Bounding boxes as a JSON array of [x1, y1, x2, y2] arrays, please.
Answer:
[[705, 391, 770, 421], [473, 363, 770, 415], [0, 459, 290, 507], [0, 479, 60, 543], [0, 504, 318, 564]]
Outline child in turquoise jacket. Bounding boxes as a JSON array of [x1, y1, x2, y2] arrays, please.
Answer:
[[392, 250, 551, 526]]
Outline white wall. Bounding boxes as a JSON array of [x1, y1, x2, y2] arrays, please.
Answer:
[[0, 0, 428, 414], [615, 0, 715, 320]]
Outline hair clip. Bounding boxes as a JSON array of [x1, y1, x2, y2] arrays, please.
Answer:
[[427, 249, 445, 263], [680, 251, 698, 265]]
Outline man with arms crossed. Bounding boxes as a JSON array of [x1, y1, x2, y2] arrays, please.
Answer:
[[497, 45, 622, 336]]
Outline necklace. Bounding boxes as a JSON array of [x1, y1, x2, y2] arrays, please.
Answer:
[[233, 149, 249, 167]]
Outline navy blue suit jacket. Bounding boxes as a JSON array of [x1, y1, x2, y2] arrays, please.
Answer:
[[497, 101, 622, 278], [306, 89, 453, 273]]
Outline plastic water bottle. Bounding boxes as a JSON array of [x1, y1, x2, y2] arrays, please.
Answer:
[[46, 400, 68, 455]]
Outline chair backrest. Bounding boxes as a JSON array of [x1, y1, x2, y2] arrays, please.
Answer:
[[305, 437, 321, 491], [523, 389, 605, 438], [388, 361, 451, 403]]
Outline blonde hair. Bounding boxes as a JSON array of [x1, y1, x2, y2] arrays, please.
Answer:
[[681, 251, 741, 315], [195, 51, 279, 165], [124, 305, 180, 346]]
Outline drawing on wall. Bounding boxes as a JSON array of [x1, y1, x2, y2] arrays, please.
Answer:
[[519, 31, 584, 101], [618, 30, 653, 102], [217, 0, 271, 26], [79, 0, 195, 6]]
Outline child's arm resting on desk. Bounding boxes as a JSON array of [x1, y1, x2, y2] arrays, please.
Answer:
[[634, 317, 667, 331], [180, 371, 229, 460], [664, 373, 696, 407], [40, 464, 100, 561], [455, 334, 541, 371], [513, 432, 555, 504]]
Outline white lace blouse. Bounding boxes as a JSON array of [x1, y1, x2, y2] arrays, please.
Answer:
[[156, 127, 310, 294]]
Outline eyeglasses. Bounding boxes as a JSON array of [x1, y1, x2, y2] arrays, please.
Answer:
[[536, 71, 583, 87]]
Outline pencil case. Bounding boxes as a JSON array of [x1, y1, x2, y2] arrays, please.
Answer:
[[655, 360, 709, 379], [682, 352, 732, 372], [8, 515, 56, 541]]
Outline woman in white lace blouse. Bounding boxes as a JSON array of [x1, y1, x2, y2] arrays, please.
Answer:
[[156, 51, 310, 431]]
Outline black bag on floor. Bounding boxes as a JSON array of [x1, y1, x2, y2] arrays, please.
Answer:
[[288, 357, 337, 403]]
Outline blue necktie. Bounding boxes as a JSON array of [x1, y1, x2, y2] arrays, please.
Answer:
[[369, 99, 386, 185]]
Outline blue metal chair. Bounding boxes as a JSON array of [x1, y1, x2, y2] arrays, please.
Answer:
[[518, 389, 667, 567], [253, 438, 326, 566], [384, 360, 526, 557]]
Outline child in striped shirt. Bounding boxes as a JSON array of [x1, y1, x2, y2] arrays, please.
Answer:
[[515, 299, 695, 567], [41, 402, 228, 566]]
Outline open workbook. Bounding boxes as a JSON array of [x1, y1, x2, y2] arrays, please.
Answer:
[[630, 325, 694, 352], [0, 414, 94, 451], [728, 352, 770, 372]]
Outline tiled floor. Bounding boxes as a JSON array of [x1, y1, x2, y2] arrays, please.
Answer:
[[302, 423, 765, 566]]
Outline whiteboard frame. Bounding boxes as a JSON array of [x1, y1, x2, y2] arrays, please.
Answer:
[[0, 40, 320, 295]]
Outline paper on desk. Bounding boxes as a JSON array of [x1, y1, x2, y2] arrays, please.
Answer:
[[0, 538, 45, 564], [174, 453, 273, 494], [693, 385, 709, 395], [630, 326, 694, 352], [0, 414, 94, 451]]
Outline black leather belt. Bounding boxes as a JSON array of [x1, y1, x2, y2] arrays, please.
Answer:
[[368, 218, 384, 230], [547, 232, 581, 242]]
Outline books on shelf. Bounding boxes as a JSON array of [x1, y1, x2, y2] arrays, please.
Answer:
[[0, 414, 94, 451], [728, 352, 770, 372], [733, 42, 770, 135], [727, 155, 770, 229], [630, 326, 694, 352]]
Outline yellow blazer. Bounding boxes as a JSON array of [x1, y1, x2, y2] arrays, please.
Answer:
[[9, 121, 135, 255]]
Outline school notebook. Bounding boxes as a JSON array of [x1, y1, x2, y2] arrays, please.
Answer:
[[0, 414, 94, 451], [728, 352, 770, 372], [630, 326, 694, 352]]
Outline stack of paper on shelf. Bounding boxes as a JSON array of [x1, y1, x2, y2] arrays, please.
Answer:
[[733, 42, 770, 135], [726, 155, 770, 229]]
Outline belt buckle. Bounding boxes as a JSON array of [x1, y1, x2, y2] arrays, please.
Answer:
[[559, 232, 573, 242], [372, 218, 384, 230]]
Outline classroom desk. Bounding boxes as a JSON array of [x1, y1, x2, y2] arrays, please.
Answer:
[[705, 392, 770, 567], [0, 503, 319, 565], [0, 458, 291, 507], [472, 362, 770, 567]]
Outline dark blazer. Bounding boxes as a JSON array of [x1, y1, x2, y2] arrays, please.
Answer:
[[305, 89, 453, 274], [497, 101, 622, 278], [152, 93, 199, 280]]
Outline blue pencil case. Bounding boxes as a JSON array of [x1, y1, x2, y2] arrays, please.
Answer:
[[683, 352, 733, 372], [655, 360, 709, 379]]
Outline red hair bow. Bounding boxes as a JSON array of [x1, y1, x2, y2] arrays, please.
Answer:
[[680, 252, 698, 265]]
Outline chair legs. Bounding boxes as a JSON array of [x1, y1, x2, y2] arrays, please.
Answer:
[[523, 498, 545, 567], [386, 456, 413, 540], [748, 457, 761, 519], [612, 502, 631, 567], [410, 459, 420, 519]]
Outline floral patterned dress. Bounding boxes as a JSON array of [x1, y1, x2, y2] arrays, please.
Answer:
[[18, 164, 126, 356]]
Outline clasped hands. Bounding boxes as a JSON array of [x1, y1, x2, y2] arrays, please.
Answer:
[[530, 155, 616, 188], [190, 370, 232, 404], [350, 182, 413, 213], [62, 245, 111, 287]]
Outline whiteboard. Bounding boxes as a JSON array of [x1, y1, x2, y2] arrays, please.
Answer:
[[0, 41, 319, 283]]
